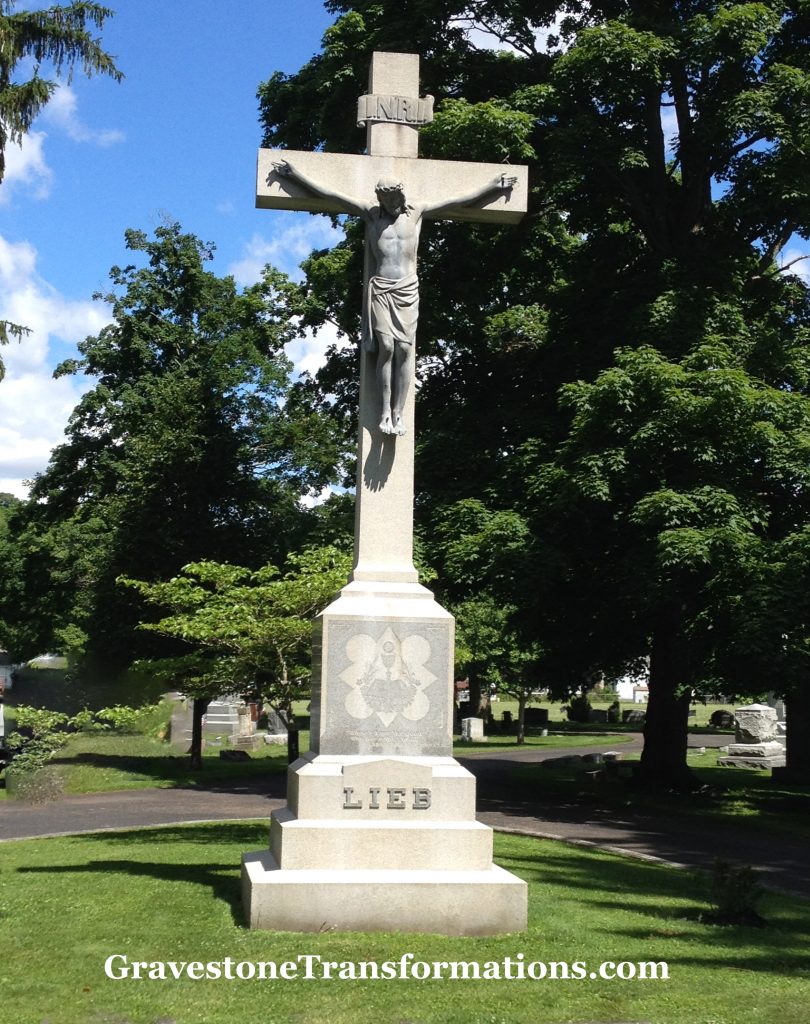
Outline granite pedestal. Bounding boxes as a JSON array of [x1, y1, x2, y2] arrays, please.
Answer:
[[242, 580, 527, 933]]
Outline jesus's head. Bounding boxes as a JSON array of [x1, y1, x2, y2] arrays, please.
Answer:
[[375, 177, 406, 216]]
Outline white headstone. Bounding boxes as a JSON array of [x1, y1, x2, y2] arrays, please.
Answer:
[[461, 717, 486, 742]]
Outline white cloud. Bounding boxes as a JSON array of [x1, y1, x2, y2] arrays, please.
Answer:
[[0, 234, 110, 498], [0, 132, 53, 203], [1, 83, 123, 206], [41, 83, 125, 147], [781, 246, 810, 284], [299, 484, 339, 510], [229, 218, 343, 286], [286, 319, 353, 378]]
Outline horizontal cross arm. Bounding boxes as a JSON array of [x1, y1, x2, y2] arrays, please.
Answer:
[[257, 148, 528, 224]]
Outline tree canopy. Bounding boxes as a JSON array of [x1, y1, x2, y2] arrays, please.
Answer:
[[0, 224, 344, 672], [258, 0, 810, 786], [120, 545, 351, 763]]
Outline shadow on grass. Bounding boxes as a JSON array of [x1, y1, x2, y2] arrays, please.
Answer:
[[16, 824, 268, 927], [49, 750, 288, 793], [65, 822, 267, 845], [20, 859, 246, 925], [477, 761, 810, 846], [496, 841, 810, 974]]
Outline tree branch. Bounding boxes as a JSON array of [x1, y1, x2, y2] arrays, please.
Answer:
[[752, 253, 810, 280]]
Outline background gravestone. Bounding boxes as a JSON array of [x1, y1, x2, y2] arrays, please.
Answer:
[[718, 704, 785, 770]]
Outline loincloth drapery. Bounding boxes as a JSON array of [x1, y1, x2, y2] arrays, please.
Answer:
[[362, 272, 419, 353]]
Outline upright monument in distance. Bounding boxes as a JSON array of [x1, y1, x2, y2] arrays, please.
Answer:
[[242, 51, 529, 935]]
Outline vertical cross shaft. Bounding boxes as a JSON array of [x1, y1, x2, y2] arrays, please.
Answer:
[[352, 52, 422, 585]]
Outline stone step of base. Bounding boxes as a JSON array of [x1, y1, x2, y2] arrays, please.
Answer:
[[270, 810, 493, 871], [242, 850, 527, 935]]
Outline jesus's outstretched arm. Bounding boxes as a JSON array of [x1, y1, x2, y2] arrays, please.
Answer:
[[272, 159, 372, 218], [419, 173, 518, 218]]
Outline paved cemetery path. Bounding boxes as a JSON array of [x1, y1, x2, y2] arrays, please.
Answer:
[[2, 733, 808, 899], [457, 735, 810, 899]]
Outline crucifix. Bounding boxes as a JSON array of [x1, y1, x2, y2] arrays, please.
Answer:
[[244, 52, 529, 937], [256, 51, 528, 587]]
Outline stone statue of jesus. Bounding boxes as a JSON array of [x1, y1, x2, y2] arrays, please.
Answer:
[[274, 159, 517, 435]]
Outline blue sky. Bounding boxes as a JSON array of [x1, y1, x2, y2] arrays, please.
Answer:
[[1, 4, 808, 499], [0, 0, 344, 497]]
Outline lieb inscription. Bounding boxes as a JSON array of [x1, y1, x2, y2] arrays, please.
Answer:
[[342, 786, 432, 810]]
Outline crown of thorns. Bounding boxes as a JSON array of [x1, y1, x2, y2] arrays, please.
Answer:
[[375, 177, 405, 193]]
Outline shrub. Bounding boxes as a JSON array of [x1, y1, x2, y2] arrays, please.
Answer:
[[702, 859, 766, 927], [567, 693, 592, 723]]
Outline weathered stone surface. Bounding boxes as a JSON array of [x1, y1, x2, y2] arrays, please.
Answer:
[[726, 741, 785, 758], [734, 704, 778, 743], [623, 710, 646, 724], [541, 755, 584, 769], [257, 149, 528, 224], [311, 584, 454, 758], [263, 733, 287, 745], [718, 754, 785, 769], [288, 753, 476, 822], [270, 812, 494, 871], [460, 717, 485, 742]]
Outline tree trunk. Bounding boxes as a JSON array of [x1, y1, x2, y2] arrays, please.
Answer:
[[785, 686, 810, 776], [468, 672, 491, 718], [287, 727, 300, 765], [639, 614, 697, 790], [282, 704, 299, 765], [517, 691, 526, 745], [190, 697, 209, 771]]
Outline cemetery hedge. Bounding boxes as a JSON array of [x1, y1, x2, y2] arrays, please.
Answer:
[[2, 824, 808, 1024]]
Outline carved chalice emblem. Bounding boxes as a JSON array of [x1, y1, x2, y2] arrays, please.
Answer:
[[341, 627, 433, 726]]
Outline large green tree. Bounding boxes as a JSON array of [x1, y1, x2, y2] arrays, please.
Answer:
[[260, 2, 810, 787], [0, 224, 342, 674]]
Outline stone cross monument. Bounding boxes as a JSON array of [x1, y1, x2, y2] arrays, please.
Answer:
[[242, 51, 528, 935]]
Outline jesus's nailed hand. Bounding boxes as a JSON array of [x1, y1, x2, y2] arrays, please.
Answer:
[[272, 159, 294, 177]]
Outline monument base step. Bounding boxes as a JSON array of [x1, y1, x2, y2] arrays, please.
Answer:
[[270, 810, 493, 870], [241, 850, 527, 935], [718, 755, 786, 769]]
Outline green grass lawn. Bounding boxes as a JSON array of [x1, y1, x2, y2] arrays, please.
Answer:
[[514, 751, 810, 841], [47, 731, 293, 794], [1, 824, 807, 1024], [1, 722, 631, 801], [0, 732, 295, 801], [453, 733, 632, 755]]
